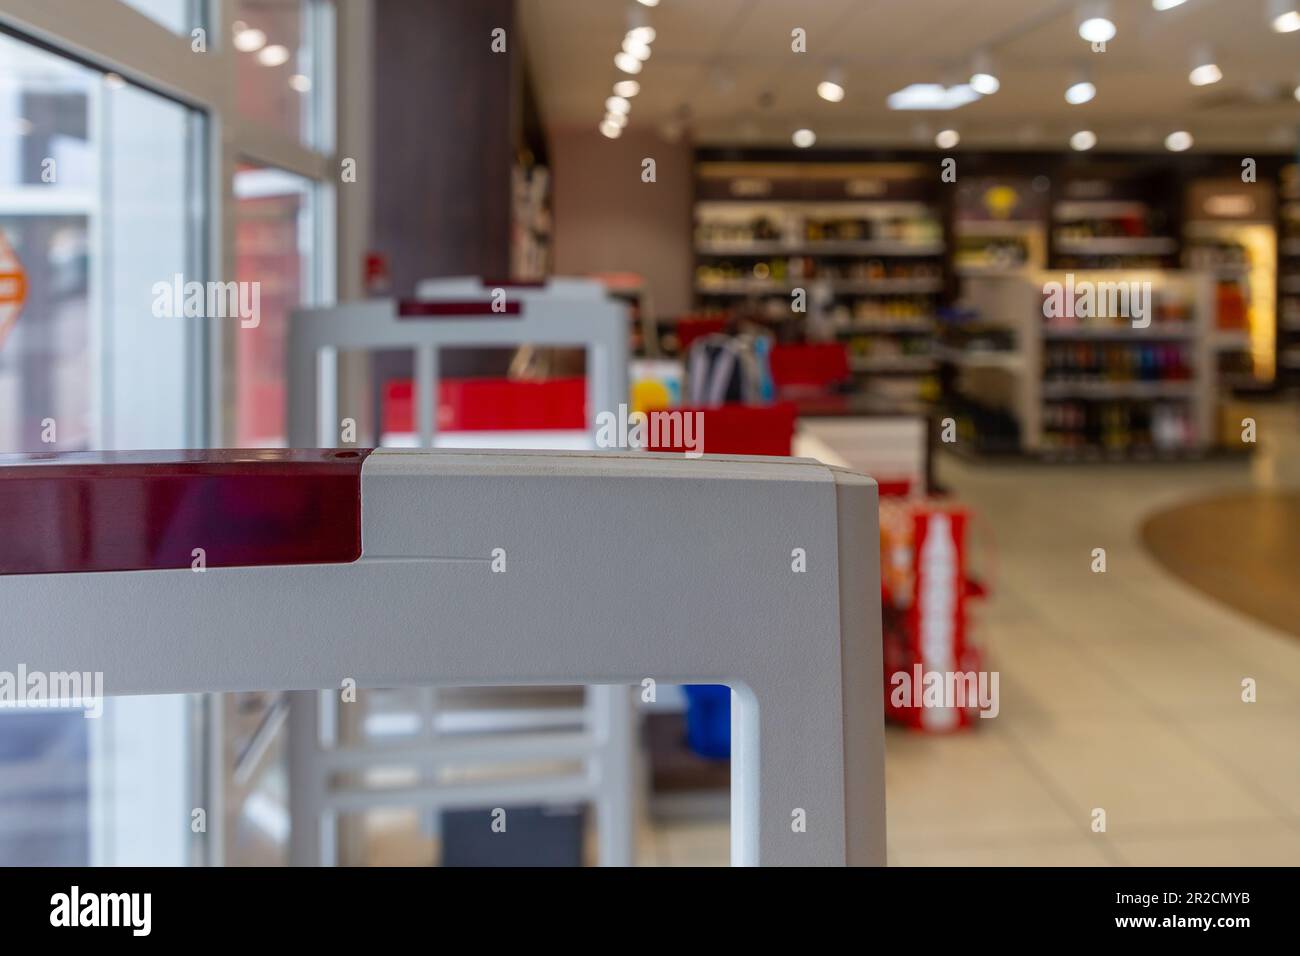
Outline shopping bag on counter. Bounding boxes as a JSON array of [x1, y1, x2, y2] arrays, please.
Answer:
[[685, 333, 772, 407]]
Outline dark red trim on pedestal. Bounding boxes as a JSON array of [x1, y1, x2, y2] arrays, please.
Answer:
[[0, 449, 371, 576], [398, 300, 522, 318]]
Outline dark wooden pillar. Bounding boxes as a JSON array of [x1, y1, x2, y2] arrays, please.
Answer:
[[372, 0, 515, 295]]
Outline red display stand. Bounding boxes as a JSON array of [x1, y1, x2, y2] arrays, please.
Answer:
[[644, 402, 797, 457], [769, 342, 851, 393], [882, 504, 987, 732], [383, 377, 586, 433]]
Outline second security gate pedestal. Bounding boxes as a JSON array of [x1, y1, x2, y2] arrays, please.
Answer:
[[0, 447, 886, 866]]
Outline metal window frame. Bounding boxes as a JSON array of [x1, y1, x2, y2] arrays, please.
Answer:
[[0, 0, 370, 867]]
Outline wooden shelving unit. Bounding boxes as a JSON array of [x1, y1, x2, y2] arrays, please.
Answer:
[[692, 162, 946, 403], [940, 271, 1215, 460]]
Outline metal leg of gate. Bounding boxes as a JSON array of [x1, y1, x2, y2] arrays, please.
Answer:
[[588, 685, 635, 867]]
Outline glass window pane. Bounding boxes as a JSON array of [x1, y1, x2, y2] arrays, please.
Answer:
[[119, 0, 205, 35], [234, 162, 316, 446], [0, 30, 205, 866], [233, 0, 333, 148]]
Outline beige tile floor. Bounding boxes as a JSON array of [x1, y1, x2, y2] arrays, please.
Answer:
[[644, 402, 1300, 866]]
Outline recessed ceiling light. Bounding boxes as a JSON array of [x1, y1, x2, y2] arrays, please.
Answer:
[[613, 80, 640, 98], [614, 52, 643, 74], [1070, 129, 1097, 151], [1065, 80, 1096, 105], [1077, 2, 1116, 43], [627, 26, 656, 44], [604, 110, 628, 129], [792, 128, 816, 148], [258, 44, 290, 67], [1164, 130, 1193, 151], [1152, 0, 1187, 9], [935, 128, 960, 149], [599, 119, 623, 138], [606, 95, 631, 115], [637, 0, 660, 6], [1269, 0, 1300, 31], [817, 80, 845, 102], [233, 25, 267, 53], [622, 37, 652, 61], [289, 73, 311, 92], [886, 83, 981, 110]]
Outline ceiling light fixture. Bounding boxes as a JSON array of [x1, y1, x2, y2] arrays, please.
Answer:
[[289, 73, 311, 92], [1070, 129, 1097, 151], [1294, 82, 1300, 101], [258, 44, 290, 67], [599, 119, 623, 138], [886, 83, 981, 110], [613, 80, 640, 98], [817, 65, 846, 102], [792, 128, 817, 148], [1269, 0, 1300, 31], [637, 0, 660, 6], [969, 52, 1000, 95], [935, 128, 960, 149], [606, 95, 631, 115], [1164, 130, 1193, 151], [1077, 2, 1117, 43], [233, 23, 268, 53], [614, 52, 643, 74], [1188, 46, 1222, 86], [623, 37, 652, 61], [605, 111, 628, 129], [1065, 72, 1096, 105], [1152, 0, 1187, 9], [627, 26, 656, 44]]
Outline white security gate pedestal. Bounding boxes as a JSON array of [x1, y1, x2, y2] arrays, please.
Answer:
[[0, 449, 886, 866]]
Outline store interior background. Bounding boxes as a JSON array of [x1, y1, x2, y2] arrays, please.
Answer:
[[1, 0, 1299, 866]]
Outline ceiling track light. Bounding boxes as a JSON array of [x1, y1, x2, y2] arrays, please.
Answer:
[[1269, 0, 1300, 31], [1188, 45, 1222, 86], [1077, 1, 1117, 44], [817, 65, 846, 102], [969, 51, 999, 95]]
